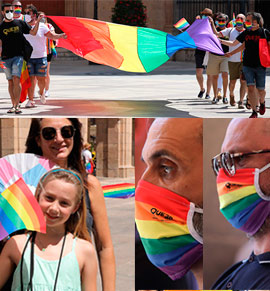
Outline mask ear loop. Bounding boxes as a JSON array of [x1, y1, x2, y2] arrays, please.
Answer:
[[254, 164, 270, 201], [187, 203, 203, 244]]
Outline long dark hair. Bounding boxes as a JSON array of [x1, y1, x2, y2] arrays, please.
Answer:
[[25, 118, 87, 180]]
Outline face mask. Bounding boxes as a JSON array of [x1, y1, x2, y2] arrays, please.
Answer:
[[24, 14, 32, 23], [14, 7, 22, 15], [236, 19, 244, 27], [245, 21, 252, 30], [40, 18, 46, 24], [218, 21, 226, 28], [201, 15, 208, 19], [216, 163, 270, 236], [135, 179, 203, 280], [5, 12, 13, 20]]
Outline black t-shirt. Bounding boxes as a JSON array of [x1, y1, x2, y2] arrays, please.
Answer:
[[237, 27, 270, 67], [218, 27, 229, 54], [0, 19, 31, 59]]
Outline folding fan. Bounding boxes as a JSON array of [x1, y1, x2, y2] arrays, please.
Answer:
[[0, 153, 57, 240], [0, 153, 57, 195]]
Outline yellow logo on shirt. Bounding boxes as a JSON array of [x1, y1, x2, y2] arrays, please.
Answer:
[[3, 26, 20, 35]]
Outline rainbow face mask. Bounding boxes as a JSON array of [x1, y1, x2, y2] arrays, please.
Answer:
[[217, 164, 270, 236], [135, 180, 203, 280], [14, 7, 22, 15], [236, 18, 244, 27], [245, 21, 252, 30], [218, 21, 226, 28]]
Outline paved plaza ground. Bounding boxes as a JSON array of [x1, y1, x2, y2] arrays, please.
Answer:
[[96, 176, 135, 291], [0, 59, 269, 117]]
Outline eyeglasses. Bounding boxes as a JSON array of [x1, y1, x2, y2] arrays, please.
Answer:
[[212, 149, 270, 176], [5, 10, 14, 13], [41, 125, 75, 140]]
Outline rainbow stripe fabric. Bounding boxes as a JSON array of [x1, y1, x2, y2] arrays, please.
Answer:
[[102, 183, 135, 198], [0, 61, 7, 69], [245, 21, 252, 29], [0, 178, 46, 240], [135, 180, 202, 279], [217, 168, 270, 235], [20, 60, 31, 103], [48, 16, 224, 73], [174, 18, 190, 30]]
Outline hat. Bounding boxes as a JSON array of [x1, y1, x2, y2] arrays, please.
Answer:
[[201, 8, 213, 16]]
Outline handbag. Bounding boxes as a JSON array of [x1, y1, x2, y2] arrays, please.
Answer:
[[259, 29, 270, 68], [22, 36, 33, 62]]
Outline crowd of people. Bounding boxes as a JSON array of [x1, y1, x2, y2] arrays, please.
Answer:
[[195, 8, 270, 118], [0, 1, 66, 114]]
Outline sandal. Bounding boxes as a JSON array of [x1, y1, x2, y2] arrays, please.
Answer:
[[245, 96, 251, 110], [7, 107, 15, 113]]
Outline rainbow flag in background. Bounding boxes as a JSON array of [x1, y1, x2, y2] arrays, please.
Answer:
[[102, 183, 135, 198], [0, 178, 46, 240], [174, 18, 190, 31], [20, 61, 31, 103], [47, 16, 224, 73]]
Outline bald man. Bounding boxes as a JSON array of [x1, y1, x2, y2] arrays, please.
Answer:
[[135, 118, 203, 290], [212, 119, 270, 289]]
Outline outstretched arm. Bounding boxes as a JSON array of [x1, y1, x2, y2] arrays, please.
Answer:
[[225, 42, 245, 57], [45, 31, 67, 40], [220, 38, 241, 47], [87, 175, 116, 291]]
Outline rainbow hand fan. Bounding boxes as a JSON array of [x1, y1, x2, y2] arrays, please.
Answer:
[[0, 153, 56, 195], [0, 153, 56, 240], [0, 178, 46, 240]]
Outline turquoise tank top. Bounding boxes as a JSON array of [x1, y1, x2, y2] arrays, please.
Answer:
[[11, 236, 81, 290]]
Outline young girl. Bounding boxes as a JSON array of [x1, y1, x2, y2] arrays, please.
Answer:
[[0, 168, 97, 291]]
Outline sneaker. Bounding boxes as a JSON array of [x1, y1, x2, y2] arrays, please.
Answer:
[[259, 102, 266, 115], [230, 95, 236, 106], [40, 92, 46, 104], [249, 110, 258, 118], [25, 100, 36, 108], [15, 107, 22, 114], [45, 90, 50, 97], [238, 101, 245, 109], [205, 94, 211, 99], [223, 97, 228, 104], [7, 107, 15, 113], [212, 98, 218, 104], [198, 89, 205, 98]]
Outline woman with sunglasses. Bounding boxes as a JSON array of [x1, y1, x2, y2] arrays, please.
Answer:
[[25, 118, 116, 291]]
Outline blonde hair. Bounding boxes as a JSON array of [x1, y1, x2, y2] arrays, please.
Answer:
[[35, 168, 91, 242]]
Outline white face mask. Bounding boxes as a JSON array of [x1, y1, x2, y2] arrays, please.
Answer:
[[24, 14, 32, 23], [5, 12, 13, 20]]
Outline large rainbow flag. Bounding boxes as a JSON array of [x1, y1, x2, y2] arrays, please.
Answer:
[[48, 16, 223, 73], [102, 183, 135, 198], [0, 178, 46, 240]]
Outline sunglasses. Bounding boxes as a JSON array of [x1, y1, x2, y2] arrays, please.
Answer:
[[5, 10, 14, 13], [14, 5, 22, 8], [41, 125, 75, 140]]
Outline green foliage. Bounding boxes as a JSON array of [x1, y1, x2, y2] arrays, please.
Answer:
[[112, 0, 147, 27]]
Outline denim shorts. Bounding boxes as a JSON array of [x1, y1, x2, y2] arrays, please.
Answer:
[[27, 57, 47, 77], [2, 56, 24, 80], [242, 66, 266, 90]]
